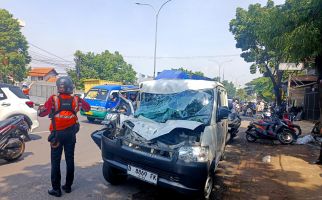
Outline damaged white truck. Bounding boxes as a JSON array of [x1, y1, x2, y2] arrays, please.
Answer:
[[91, 79, 230, 199]]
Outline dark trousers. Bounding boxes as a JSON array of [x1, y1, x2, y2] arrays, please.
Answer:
[[51, 125, 77, 190]]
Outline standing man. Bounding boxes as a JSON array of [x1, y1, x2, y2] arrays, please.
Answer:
[[38, 76, 90, 197]]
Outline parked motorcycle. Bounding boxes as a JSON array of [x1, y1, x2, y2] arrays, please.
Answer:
[[246, 118, 297, 144], [228, 112, 241, 140], [262, 112, 302, 137], [0, 116, 30, 162]]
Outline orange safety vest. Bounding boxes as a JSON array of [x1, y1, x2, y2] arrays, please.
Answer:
[[50, 95, 79, 131]]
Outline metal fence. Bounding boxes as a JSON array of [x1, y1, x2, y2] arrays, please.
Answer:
[[29, 82, 57, 99], [303, 89, 320, 120]]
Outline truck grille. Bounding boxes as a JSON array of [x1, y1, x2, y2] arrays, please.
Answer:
[[122, 140, 174, 159]]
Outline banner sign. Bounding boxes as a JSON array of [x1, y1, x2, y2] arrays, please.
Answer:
[[279, 63, 304, 71]]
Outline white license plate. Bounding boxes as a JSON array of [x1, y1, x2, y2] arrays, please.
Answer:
[[127, 165, 158, 185]]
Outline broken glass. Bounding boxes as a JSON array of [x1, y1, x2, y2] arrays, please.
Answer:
[[135, 89, 214, 124]]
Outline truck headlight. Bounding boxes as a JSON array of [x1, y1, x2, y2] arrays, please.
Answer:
[[178, 146, 209, 163]]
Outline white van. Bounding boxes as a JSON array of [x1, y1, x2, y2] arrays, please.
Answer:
[[92, 79, 229, 199]]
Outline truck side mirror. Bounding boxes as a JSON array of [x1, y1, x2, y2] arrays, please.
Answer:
[[217, 106, 231, 121]]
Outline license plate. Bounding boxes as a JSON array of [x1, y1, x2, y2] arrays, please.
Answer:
[[85, 111, 93, 115], [127, 165, 158, 185]]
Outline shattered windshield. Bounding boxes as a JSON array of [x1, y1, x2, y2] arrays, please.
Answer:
[[135, 89, 214, 124]]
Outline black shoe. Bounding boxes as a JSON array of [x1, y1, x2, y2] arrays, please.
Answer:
[[48, 189, 62, 197], [313, 160, 322, 165], [62, 185, 71, 193]]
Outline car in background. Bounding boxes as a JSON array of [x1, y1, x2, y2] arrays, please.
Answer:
[[81, 84, 137, 122], [0, 83, 39, 131]]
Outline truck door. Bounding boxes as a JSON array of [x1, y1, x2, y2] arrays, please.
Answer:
[[215, 90, 225, 161]]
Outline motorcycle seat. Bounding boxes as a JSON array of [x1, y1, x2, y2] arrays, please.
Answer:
[[0, 118, 17, 130], [254, 121, 272, 126]]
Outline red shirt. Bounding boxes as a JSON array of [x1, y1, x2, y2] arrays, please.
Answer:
[[39, 94, 90, 131]]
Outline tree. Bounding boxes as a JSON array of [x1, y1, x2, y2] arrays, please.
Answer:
[[173, 67, 205, 77], [0, 9, 30, 83], [222, 80, 236, 98], [241, 0, 322, 125], [229, 1, 285, 105], [212, 76, 220, 82], [236, 88, 247, 101], [68, 50, 137, 89], [245, 77, 275, 102], [263, 0, 322, 127]]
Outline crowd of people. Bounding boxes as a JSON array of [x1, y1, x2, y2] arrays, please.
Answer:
[[230, 99, 268, 117]]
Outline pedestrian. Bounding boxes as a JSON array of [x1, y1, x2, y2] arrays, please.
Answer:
[[38, 76, 90, 197], [21, 82, 33, 96]]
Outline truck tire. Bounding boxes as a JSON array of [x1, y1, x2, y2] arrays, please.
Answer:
[[102, 162, 127, 185]]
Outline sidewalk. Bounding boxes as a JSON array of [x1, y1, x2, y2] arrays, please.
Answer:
[[216, 120, 322, 200]]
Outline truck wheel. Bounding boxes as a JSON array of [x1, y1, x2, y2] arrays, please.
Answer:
[[87, 117, 95, 123], [203, 173, 214, 200], [102, 162, 127, 185]]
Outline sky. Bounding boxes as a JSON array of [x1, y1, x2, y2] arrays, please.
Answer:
[[1, 0, 285, 86]]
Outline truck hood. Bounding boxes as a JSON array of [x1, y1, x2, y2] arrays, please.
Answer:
[[126, 116, 203, 141]]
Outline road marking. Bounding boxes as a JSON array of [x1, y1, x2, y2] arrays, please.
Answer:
[[31, 130, 50, 134]]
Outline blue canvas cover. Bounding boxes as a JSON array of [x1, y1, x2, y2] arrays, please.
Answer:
[[155, 70, 212, 81]]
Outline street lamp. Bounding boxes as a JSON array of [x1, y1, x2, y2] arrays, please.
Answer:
[[136, 0, 173, 78], [209, 59, 232, 82]]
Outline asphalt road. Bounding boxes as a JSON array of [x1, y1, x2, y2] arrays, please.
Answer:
[[0, 115, 186, 200], [2, 115, 320, 200]]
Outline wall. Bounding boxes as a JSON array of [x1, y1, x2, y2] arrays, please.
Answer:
[[29, 81, 56, 105], [29, 81, 84, 105]]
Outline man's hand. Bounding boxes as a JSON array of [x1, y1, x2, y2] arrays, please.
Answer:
[[38, 105, 48, 117]]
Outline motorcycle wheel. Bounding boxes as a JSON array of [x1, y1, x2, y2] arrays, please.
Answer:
[[246, 131, 257, 142], [3, 137, 25, 162], [278, 130, 294, 145]]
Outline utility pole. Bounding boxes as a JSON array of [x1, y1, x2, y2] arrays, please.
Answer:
[[136, 0, 173, 78]]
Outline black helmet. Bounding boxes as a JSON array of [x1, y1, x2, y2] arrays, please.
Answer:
[[56, 76, 74, 94]]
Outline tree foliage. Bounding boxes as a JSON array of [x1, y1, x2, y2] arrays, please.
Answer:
[[172, 67, 205, 77], [68, 50, 137, 89], [0, 9, 30, 83], [230, 0, 322, 105], [259, 0, 322, 63], [222, 80, 236, 98], [236, 88, 247, 101], [246, 77, 274, 102], [229, 1, 284, 105]]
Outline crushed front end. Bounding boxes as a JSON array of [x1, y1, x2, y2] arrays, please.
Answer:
[[98, 117, 210, 194]]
